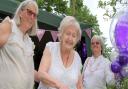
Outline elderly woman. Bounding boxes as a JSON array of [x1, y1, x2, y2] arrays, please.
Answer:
[[38, 16, 82, 89], [0, 0, 38, 89], [82, 35, 115, 89]]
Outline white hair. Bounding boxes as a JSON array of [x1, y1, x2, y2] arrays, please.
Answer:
[[13, 0, 38, 36], [58, 16, 82, 42], [91, 35, 104, 54]]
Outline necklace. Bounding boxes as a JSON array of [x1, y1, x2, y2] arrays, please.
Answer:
[[61, 51, 72, 68], [86, 57, 101, 72]]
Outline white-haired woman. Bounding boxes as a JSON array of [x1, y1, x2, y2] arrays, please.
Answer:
[[82, 35, 115, 89], [0, 0, 38, 89], [38, 16, 83, 89]]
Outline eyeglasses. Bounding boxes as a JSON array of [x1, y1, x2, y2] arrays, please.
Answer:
[[26, 9, 37, 18], [91, 41, 100, 45]]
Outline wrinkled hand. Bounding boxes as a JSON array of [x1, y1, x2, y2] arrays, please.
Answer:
[[57, 82, 69, 89]]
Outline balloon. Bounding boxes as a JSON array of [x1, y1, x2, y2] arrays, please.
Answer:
[[109, 8, 128, 53], [119, 54, 128, 66], [109, 7, 128, 79], [109, 10, 123, 52], [115, 18, 128, 53], [120, 65, 128, 78], [111, 60, 122, 73]]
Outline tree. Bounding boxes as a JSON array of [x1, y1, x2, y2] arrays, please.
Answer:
[[70, 0, 76, 16], [102, 37, 112, 59], [98, 0, 128, 18], [67, 0, 101, 35], [36, 0, 68, 15]]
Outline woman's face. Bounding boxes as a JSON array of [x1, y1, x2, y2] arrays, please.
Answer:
[[20, 4, 37, 31], [61, 26, 78, 50], [91, 38, 102, 55]]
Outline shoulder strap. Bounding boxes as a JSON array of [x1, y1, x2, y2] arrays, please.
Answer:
[[2, 16, 11, 23], [1, 16, 12, 33], [0, 17, 12, 47]]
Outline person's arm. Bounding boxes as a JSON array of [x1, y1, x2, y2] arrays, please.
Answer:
[[76, 53, 84, 89], [82, 57, 90, 75], [38, 47, 69, 89], [77, 75, 83, 89], [105, 59, 115, 85], [34, 70, 39, 83], [0, 17, 11, 47], [81, 57, 90, 89]]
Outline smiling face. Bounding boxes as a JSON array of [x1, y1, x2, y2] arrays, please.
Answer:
[[19, 4, 37, 32], [60, 26, 78, 50], [91, 38, 102, 55]]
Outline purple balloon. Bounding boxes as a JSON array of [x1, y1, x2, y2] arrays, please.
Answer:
[[111, 60, 122, 73], [115, 22, 128, 52], [119, 55, 128, 66], [115, 14, 128, 53]]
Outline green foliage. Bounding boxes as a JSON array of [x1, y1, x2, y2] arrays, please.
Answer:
[[37, 0, 101, 35], [120, 78, 128, 89], [37, 0, 68, 14], [98, 0, 117, 18], [103, 45, 112, 59], [98, 0, 128, 18], [107, 78, 128, 89], [107, 85, 116, 89]]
